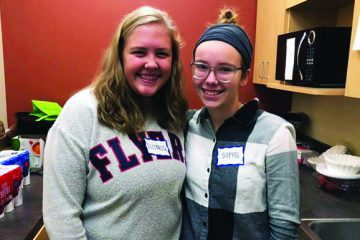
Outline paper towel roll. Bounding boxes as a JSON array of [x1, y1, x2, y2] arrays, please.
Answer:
[[24, 173, 31, 185], [5, 199, 14, 213], [14, 189, 23, 207]]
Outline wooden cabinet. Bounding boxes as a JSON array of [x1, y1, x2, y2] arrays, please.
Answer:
[[254, 0, 360, 98], [0, 13, 8, 128], [253, 0, 286, 84], [345, 0, 360, 98], [33, 225, 49, 240]]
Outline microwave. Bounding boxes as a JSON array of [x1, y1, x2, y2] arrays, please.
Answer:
[[275, 27, 351, 87]]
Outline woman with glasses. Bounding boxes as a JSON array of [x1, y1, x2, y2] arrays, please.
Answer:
[[43, 6, 188, 239], [182, 8, 300, 240]]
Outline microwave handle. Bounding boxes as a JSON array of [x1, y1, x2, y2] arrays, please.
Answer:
[[297, 32, 307, 81]]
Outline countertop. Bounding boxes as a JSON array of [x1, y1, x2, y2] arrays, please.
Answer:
[[298, 165, 360, 239], [299, 165, 360, 219], [0, 174, 43, 240], [0, 167, 359, 239]]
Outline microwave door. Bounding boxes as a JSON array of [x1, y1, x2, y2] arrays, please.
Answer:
[[284, 37, 296, 81]]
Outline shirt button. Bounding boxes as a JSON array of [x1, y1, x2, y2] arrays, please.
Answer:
[[207, 168, 210, 173], [213, 139, 216, 142], [203, 221, 207, 227], [205, 193, 208, 198]]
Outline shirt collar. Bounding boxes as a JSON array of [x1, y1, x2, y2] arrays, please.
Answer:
[[195, 98, 260, 126]]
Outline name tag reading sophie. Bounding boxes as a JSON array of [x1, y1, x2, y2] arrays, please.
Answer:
[[217, 146, 245, 166], [144, 138, 170, 156]]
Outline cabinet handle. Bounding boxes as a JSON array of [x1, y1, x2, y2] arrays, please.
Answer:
[[259, 62, 264, 78], [264, 61, 269, 79]]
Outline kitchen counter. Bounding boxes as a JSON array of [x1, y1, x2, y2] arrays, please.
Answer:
[[299, 165, 360, 218], [298, 165, 360, 239], [0, 174, 43, 240], [0, 167, 359, 239]]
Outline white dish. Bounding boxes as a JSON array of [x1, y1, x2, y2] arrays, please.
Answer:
[[316, 162, 360, 179], [324, 153, 360, 175]]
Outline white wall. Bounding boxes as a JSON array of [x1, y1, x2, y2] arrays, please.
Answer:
[[0, 12, 8, 129]]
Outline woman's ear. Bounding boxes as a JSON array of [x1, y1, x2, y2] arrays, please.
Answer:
[[239, 69, 250, 86], [239, 78, 248, 87]]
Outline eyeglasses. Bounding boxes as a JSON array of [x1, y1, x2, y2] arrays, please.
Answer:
[[191, 61, 242, 83]]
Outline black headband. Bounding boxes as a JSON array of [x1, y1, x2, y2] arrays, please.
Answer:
[[193, 24, 253, 69]]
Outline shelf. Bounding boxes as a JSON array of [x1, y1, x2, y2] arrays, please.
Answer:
[[286, 0, 307, 9], [267, 82, 345, 96], [287, 0, 354, 10]]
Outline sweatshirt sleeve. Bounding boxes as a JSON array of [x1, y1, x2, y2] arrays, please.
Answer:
[[266, 124, 300, 240], [43, 110, 89, 239]]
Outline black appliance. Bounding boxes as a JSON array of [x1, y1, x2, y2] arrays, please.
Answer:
[[275, 27, 351, 87]]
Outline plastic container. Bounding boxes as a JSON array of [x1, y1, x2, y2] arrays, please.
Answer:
[[0, 150, 30, 184]]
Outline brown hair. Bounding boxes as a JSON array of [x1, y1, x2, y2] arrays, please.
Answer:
[[92, 6, 188, 134], [217, 8, 238, 25]]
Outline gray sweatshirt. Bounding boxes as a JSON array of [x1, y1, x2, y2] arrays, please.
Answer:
[[43, 89, 186, 240]]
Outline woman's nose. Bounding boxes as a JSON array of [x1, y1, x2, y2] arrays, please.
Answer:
[[204, 70, 218, 85], [144, 55, 159, 69]]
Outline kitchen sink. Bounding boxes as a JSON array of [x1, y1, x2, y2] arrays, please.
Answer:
[[300, 218, 360, 240]]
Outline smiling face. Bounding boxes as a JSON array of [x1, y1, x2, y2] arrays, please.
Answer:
[[193, 40, 246, 113], [122, 22, 172, 97]]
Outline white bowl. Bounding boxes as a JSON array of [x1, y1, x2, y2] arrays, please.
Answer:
[[306, 156, 324, 170], [324, 154, 360, 175]]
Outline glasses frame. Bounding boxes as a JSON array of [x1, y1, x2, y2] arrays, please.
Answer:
[[191, 61, 243, 83]]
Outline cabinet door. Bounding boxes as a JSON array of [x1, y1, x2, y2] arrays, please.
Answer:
[[266, 0, 287, 85], [0, 14, 8, 128], [253, 0, 268, 84], [33, 225, 49, 240], [253, 0, 286, 85], [345, 0, 360, 98]]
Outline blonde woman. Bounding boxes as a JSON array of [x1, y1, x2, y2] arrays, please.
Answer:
[[43, 6, 188, 239]]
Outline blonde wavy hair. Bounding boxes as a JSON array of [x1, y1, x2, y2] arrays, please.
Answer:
[[92, 6, 188, 134]]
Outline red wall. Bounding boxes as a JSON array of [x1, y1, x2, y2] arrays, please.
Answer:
[[1, 0, 291, 125]]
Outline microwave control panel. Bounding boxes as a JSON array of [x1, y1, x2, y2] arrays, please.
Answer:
[[304, 31, 315, 82]]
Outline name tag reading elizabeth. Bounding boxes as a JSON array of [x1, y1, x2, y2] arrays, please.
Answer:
[[217, 146, 245, 166], [144, 138, 170, 156]]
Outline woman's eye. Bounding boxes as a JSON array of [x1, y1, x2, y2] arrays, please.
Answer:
[[196, 64, 209, 71], [218, 66, 234, 73], [156, 51, 170, 58], [131, 50, 145, 56]]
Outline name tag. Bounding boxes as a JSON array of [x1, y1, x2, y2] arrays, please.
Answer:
[[144, 138, 170, 157], [217, 146, 245, 166]]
